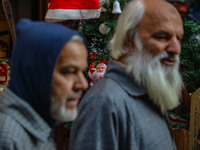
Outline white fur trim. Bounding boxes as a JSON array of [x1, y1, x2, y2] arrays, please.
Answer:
[[88, 69, 96, 80], [45, 9, 101, 22]]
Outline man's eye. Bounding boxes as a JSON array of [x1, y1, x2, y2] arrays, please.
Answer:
[[61, 70, 77, 74], [154, 36, 169, 40]]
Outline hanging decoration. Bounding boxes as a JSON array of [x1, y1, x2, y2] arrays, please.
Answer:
[[88, 61, 108, 87], [45, 0, 101, 22], [100, 0, 110, 12], [174, 3, 190, 18], [99, 0, 110, 7], [99, 23, 111, 34], [81, 0, 132, 71], [112, 0, 122, 14]]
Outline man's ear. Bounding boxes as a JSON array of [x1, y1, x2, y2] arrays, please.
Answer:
[[125, 31, 136, 52]]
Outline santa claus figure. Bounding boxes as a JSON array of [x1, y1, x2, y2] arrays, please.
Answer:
[[88, 61, 108, 87]]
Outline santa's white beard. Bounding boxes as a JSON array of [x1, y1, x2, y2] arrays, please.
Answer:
[[125, 36, 183, 110], [50, 96, 78, 122], [93, 71, 105, 80]]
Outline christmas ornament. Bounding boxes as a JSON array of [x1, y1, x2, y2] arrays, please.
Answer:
[[89, 51, 98, 63], [190, 34, 200, 45], [100, 0, 110, 12], [99, 0, 108, 7], [88, 64, 96, 80], [175, 3, 189, 13], [0, 59, 9, 85], [45, 0, 101, 22], [174, 3, 190, 18], [99, 23, 110, 34], [88, 61, 108, 87], [112, 0, 121, 14]]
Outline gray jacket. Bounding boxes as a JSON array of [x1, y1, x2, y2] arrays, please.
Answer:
[[0, 87, 56, 150], [70, 60, 177, 150]]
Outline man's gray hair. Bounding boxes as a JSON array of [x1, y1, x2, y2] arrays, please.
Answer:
[[109, 0, 145, 59], [70, 35, 84, 42]]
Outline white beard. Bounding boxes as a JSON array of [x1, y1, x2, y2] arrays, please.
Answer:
[[125, 35, 183, 110], [50, 97, 78, 122], [93, 71, 105, 80]]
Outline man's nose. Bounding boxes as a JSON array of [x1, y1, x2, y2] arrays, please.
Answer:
[[166, 37, 181, 55], [74, 73, 88, 91]]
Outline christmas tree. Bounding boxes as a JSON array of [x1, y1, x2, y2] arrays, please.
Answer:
[[180, 19, 200, 93], [81, 0, 131, 65]]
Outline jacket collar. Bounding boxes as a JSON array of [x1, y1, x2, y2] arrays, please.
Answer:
[[105, 60, 146, 97]]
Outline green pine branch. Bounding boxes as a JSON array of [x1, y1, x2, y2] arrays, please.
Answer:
[[180, 20, 200, 92]]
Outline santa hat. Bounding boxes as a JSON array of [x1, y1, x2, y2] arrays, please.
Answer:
[[45, 0, 101, 22], [98, 61, 108, 68]]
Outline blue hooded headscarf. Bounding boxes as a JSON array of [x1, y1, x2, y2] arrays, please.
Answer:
[[8, 19, 85, 127]]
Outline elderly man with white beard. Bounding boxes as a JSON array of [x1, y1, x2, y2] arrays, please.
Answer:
[[70, 0, 183, 150]]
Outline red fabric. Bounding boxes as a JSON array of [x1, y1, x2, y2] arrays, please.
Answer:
[[90, 81, 95, 87], [89, 64, 96, 69], [101, 61, 108, 66], [45, 0, 101, 22], [89, 64, 96, 74], [0, 63, 7, 84], [49, 0, 101, 10], [89, 68, 96, 74], [175, 3, 190, 13]]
